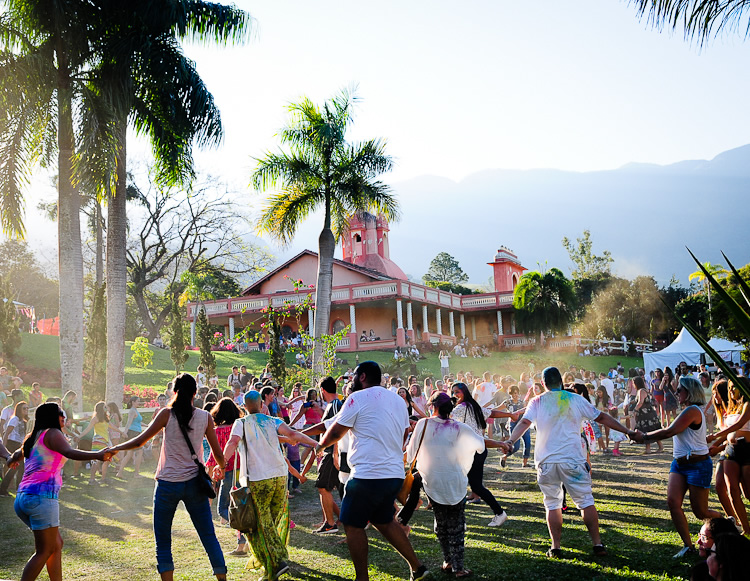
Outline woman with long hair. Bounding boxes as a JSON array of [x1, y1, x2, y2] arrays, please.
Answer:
[[450, 382, 518, 527], [707, 377, 750, 535], [111, 374, 227, 581], [75, 402, 111, 485], [632, 376, 664, 454], [0, 400, 29, 495], [398, 387, 427, 419], [206, 398, 242, 527], [637, 376, 722, 557], [652, 368, 666, 426], [8, 403, 111, 581], [708, 380, 736, 522], [592, 386, 610, 453], [116, 396, 143, 479], [661, 367, 679, 424]]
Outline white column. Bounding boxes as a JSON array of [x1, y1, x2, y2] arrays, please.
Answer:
[[422, 305, 429, 334], [436, 308, 442, 335], [471, 317, 476, 341], [406, 302, 413, 331], [349, 305, 356, 335], [496, 311, 503, 335], [308, 309, 315, 332], [459, 314, 466, 338], [228, 316, 235, 340], [396, 300, 404, 329], [449, 312, 455, 337], [190, 319, 196, 347], [511, 315, 516, 335]]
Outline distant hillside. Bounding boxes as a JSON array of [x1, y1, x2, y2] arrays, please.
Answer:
[[382, 144, 750, 285]]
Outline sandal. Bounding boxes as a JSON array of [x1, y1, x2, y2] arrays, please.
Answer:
[[441, 563, 453, 573], [455, 570, 472, 578]]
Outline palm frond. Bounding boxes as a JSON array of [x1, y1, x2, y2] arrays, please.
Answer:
[[631, 0, 750, 43], [256, 187, 322, 245], [174, 1, 253, 45]]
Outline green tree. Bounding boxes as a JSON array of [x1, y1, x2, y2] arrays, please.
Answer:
[[674, 293, 709, 334], [253, 88, 397, 374], [562, 230, 613, 279], [708, 262, 750, 345], [512, 268, 576, 341], [130, 336, 153, 368], [424, 280, 476, 295], [0, 240, 59, 317], [0, 278, 21, 361], [196, 307, 216, 376], [423, 252, 469, 285], [689, 262, 729, 327], [169, 298, 189, 374], [83, 282, 107, 401]]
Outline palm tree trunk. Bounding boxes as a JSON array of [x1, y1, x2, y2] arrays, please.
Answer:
[[106, 121, 127, 405], [95, 200, 103, 287], [56, 59, 84, 412], [313, 226, 336, 376]]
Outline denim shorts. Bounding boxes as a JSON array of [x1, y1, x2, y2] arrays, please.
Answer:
[[670, 458, 713, 488], [14, 492, 60, 530], [340, 477, 402, 528]]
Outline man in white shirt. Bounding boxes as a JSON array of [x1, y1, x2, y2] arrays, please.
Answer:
[[501, 366, 634, 559], [317, 361, 429, 581]]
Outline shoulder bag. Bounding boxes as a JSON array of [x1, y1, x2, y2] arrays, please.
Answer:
[[397, 419, 429, 505], [175, 411, 217, 499], [228, 417, 257, 534]]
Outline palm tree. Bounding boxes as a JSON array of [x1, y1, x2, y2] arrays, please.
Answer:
[[512, 268, 576, 345], [253, 88, 397, 374], [689, 261, 729, 326], [0, 0, 93, 410], [632, 1, 750, 43], [80, 1, 250, 404]]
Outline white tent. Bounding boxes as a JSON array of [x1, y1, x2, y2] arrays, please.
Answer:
[[643, 328, 744, 378]]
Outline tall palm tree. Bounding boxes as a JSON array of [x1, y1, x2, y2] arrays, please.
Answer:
[[0, 0, 93, 409], [253, 89, 398, 374], [632, 1, 750, 43], [512, 268, 577, 344], [80, 1, 250, 404], [689, 261, 729, 326]]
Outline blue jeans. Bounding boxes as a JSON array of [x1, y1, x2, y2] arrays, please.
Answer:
[[153, 477, 227, 575], [288, 458, 301, 490], [510, 421, 531, 459], [218, 471, 232, 521]]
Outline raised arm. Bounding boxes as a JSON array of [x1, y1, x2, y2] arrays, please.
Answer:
[[639, 406, 702, 443]]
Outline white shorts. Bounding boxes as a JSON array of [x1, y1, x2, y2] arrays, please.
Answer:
[[536, 462, 594, 510]]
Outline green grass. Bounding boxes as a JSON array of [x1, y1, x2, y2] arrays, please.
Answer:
[[0, 441, 700, 580]]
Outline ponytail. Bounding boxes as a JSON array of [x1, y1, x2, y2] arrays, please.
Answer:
[[23, 403, 63, 458], [170, 373, 197, 431]]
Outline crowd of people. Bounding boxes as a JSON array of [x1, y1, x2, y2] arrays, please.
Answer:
[[1, 358, 750, 581]]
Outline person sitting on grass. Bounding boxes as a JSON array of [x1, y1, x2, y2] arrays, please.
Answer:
[[501, 366, 635, 559]]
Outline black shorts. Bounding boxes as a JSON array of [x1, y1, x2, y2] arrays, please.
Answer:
[[315, 453, 340, 491], [725, 439, 750, 466], [340, 477, 403, 528]]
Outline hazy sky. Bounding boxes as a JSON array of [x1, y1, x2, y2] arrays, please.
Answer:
[[17, 0, 750, 282]]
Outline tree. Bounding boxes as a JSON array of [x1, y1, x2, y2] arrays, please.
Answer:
[[0, 0, 91, 410], [80, 1, 251, 405], [512, 268, 576, 342], [83, 282, 107, 401], [169, 298, 189, 374], [196, 307, 216, 376], [0, 240, 59, 317], [424, 280, 476, 295], [632, 1, 750, 43], [707, 262, 750, 345], [689, 262, 728, 327], [0, 278, 21, 361], [562, 230, 613, 280], [253, 88, 397, 374], [423, 252, 469, 285]]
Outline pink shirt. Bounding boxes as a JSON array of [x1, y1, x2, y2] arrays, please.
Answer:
[[18, 429, 67, 498]]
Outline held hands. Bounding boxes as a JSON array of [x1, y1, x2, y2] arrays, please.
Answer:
[[299, 475, 307, 484], [628, 430, 645, 444], [100, 448, 117, 462], [212, 465, 224, 481], [498, 440, 513, 454]]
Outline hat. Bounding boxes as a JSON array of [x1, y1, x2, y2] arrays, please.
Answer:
[[428, 391, 452, 407]]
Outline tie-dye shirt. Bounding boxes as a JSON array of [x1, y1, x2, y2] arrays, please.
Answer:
[[18, 429, 67, 498]]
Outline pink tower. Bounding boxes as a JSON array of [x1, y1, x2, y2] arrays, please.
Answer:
[[488, 247, 526, 292], [341, 213, 407, 280]]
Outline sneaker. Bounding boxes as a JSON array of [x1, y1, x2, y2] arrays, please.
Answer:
[[314, 522, 338, 534], [673, 546, 696, 559], [500, 456, 507, 468], [546, 547, 563, 559], [612, 449, 622, 457], [410, 564, 430, 581], [488, 512, 508, 527], [593, 544, 607, 556]]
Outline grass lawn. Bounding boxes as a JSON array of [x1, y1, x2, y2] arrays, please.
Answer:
[[0, 440, 702, 580]]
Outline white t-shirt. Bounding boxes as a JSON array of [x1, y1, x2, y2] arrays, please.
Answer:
[[600, 378, 614, 400], [196, 372, 207, 388], [333, 386, 409, 479], [522, 389, 601, 466], [6, 415, 26, 443], [231, 413, 287, 483], [451, 402, 491, 437], [406, 417, 484, 505], [472, 382, 497, 407]]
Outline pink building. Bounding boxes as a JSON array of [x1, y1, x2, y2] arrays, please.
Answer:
[[186, 213, 546, 351]]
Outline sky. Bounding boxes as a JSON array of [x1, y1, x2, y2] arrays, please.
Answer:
[[16, 0, 750, 283]]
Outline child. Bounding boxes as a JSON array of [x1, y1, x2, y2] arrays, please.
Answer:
[[609, 407, 627, 457], [77, 401, 110, 484]]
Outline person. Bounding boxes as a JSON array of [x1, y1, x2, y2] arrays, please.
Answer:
[[1, 388, 25, 434], [116, 396, 143, 479], [316, 361, 429, 581], [218, 390, 318, 580], [196, 366, 207, 389], [227, 366, 242, 390], [706, 376, 750, 535], [205, 397, 241, 529], [28, 384, 44, 409], [239, 365, 252, 389], [8, 402, 112, 581], [409, 382, 427, 416], [111, 374, 228, 581], [632, 376, 664, 454], [707, 532, 750, 581], [696, 517, 739, 559], [651, 368, 667, 427], [0, 400, 29, 495], [439, 350, 450, 378], [662, 367, 679, 424], [451, 382, 518, 526], [502, 385, 530, 467], [633, 376, 723, 558], [74, 401, 111, 485], [398, 386, 427, 419], [405, 392, 488, 577], [501, 366, 635, 558]]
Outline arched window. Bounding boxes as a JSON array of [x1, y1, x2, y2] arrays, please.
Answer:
[[512, 272, 519, 288], [354, 234, 361, 242], [332, 319, 346, 334]]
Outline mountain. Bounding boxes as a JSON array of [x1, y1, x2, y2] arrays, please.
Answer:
[[381, 145, 750, 286]]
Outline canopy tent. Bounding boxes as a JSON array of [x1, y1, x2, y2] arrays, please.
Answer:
[[644, 328, 744, 378]]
